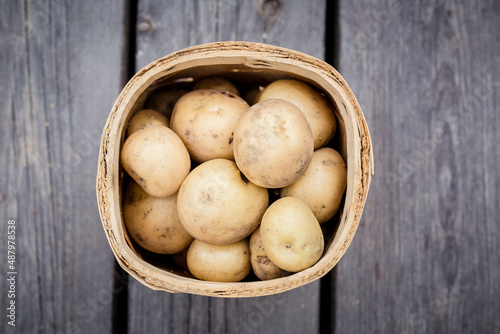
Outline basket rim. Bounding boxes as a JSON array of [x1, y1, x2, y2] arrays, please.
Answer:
[[96, 41, 373, 297]]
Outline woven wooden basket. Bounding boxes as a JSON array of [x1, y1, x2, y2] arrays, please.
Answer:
[[96, 41, 373, 297]]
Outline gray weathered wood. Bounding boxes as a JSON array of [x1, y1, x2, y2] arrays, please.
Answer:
[[135, 0, 325, 68], [3, 0, 500, 332], [333, 0, 500, 333], [0, 0, 128, 332], [128, 0, 326, 333]]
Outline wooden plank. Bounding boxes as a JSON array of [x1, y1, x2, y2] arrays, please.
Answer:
[[0, 0, 128, 332], [333, 0, 500, 332], [135, 0, 325, 69], [128, 0, 326, 333]]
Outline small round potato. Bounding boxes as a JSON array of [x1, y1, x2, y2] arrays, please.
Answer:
[[187, 239, 251, 282], [171, 247, 190, 270], [177, 159, 268, 245], [193, 77, 240, 95], [260, 197, 324, 272], [233, 99, 314, 188], [145, 88, 188, 118], [243, 86, 263, 105], [281, 148, 347, 223], [170, 89, 250, 162], [126, 109, 169, 137], [257, 79, 337, 149], [121, 125, 190, 198], [249, 227, 289, 280], [123, 181, 193, 254]]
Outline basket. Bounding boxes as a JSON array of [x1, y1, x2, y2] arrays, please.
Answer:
[[96, 41, 374, 297]]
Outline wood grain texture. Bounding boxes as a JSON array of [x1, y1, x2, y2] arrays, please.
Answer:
[[135, 0, 326, 69], [0, 0, 128, 332], [128, 0, 325, 333], [334, 0, 500, 333]]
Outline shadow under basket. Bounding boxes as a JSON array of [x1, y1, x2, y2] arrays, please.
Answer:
[[96, 41, 374, 297]]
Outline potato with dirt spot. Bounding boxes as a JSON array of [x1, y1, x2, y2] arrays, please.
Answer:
[[257, 79, 337, 149], [260, 197, 324, 272], [121, 125, 190, 198], [123, 181, 193, 254], [249, 227, 289, 280], [177, 159, 268, 246], [187, 239, 251, 282], [280, 148, 347, 223], [233, 99, 314, 188], [126, 109, 169, 137], [170, 89, 249, 162], [193, 77, 240, 95]]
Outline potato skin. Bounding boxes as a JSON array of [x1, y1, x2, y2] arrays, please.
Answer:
[[250, 227, 289, 280], [257, 79, 337, 149], [121, 125, 190, 198], [126, 109, 169, 137], [123, 181, 193, 254], [177, 159, 268, 245], [233, 99, 314, 188], [281, 148, 347, 223], [260, 197, 324, 272], [193, 77, 239, 95], [170, 89, 249, 162], [187, 239, 251, 282]]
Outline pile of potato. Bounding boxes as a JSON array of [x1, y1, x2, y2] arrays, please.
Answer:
[[121, 76, 347, 282]]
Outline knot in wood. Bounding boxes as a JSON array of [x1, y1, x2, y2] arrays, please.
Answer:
[[259, 0, 282, 21], [138, 18, 154, 33]]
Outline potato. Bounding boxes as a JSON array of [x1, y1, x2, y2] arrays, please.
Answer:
[[171, 247, 190, 270], [233, 99, 314, 188], [243, 86, 263, 105], [249, 227, 289, 280], [170, 89, 249, 162], [144, 88, 188, 118], [193, 77, 239, 95], [281, 148, 347, 223], [177, 159, 268, 245], [126, 109, 169, 137], [257, 79, 337, 149], [260, 197, 324, 272], [121, 125, 190, 198], [123, 181, 193, 254], [187, 239, 251, 282]]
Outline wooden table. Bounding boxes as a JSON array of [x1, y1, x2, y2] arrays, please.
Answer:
[[2, 0, 499, 333]]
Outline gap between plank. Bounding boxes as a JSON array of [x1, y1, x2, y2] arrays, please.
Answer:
[[124, 0, 138, 84], [112, 262, 129, 334], [320, 0, 340, 333], [112, 0, 138, 332]]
